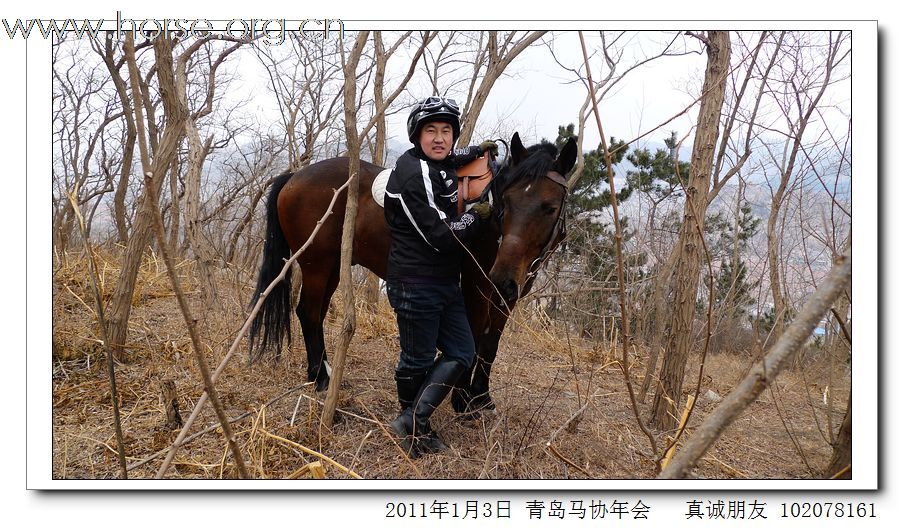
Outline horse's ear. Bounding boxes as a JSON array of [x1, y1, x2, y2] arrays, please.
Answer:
[[510, 132, 529, 165], [554, 137, 578, 176]]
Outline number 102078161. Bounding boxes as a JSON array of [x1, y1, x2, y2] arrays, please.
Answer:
[[781, 502, 876, 518]]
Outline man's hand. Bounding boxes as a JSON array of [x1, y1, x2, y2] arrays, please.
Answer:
[[478, 140, 498, 157], [470, 201, 493, 221]]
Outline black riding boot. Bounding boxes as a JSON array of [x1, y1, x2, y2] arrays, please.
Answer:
[[395, 368, 427, 412], [390, 358, 466, 457]]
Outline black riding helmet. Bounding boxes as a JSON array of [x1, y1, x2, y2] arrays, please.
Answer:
[[407, 96, 461, 144]]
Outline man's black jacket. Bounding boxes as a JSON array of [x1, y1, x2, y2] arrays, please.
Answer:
[[384, 146, 484, 281]]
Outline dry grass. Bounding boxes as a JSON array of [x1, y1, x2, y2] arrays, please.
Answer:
[[51, 251, 850, 480]]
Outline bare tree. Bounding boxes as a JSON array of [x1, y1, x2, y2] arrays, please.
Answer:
[[410, 31, 545, 147], [221, 131, 289, 266], [88, 33, 149, 245], [174, 38, 245, 309], [458, 31, 547, 145], [761, 31, 850, 338], [52, 40, 122, 250], [105, 34, 244, 360], [321, 30, 437, 428], [641, 30, 777, 399], [650, 31, 732, 430], [254, 36, 345, 169]]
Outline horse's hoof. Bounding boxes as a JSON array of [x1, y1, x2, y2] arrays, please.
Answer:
[[450, 390, 471, 415], [314, 378, 330, 392], [469, 395, 496, 417]]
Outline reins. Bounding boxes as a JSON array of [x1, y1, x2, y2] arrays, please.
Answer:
[[456, 138, 509, 216]]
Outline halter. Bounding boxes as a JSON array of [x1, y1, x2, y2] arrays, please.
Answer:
[[471, 148, 569, 286]]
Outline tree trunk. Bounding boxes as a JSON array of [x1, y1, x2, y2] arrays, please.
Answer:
[[824, 390, 852, 479], [113, 128, 135, 245], [766, 179, 788, 339], [321, 31, 369, 429], [107, 35, 186, 361], [650, 31, 731, 430], [167, 160, 181, 251], [160, 378, 183, 429], [182, 124, 217, 310], [177, 46, 218, 310], [362, 31, 388, 310], [226, 180, 271, 265], [97, 33, 138, 246]]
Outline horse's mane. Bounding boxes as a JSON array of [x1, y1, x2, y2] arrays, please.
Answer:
[[497, 141, 558, 193]]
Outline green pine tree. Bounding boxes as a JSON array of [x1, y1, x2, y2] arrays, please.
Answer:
[[545, 124, 645, 339], [550, 124, 631, 216], [624, 131, 689, 205]]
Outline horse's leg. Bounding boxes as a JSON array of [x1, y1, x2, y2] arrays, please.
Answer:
[[468, 271, 539, 414], [451, 363, 476, 415], [468, 307, 508, 413], [452, 277, 502, 417], [296, 267, 340, 392], [451, 284, 486, 416], [450, 317, 504, 416]]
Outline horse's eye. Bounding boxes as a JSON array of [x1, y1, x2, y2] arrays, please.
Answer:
[[542, 203, 558, 215]]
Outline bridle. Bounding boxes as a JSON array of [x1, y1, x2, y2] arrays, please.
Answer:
[[481, 165, 568, 285], [525, 170, 568, 283]]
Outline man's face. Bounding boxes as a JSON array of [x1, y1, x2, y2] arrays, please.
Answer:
[[418, 121, 454, 161]]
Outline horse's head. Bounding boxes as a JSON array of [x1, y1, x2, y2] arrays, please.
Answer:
[[488, 132, 577, 306]]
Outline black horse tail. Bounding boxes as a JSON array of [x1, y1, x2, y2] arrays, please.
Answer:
[[248, 170, 295, 363]]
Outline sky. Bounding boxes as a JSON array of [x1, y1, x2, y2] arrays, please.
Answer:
[[430, 31, 705, 153], [232, 29, 709, 160], [225, 28, 852, 198]]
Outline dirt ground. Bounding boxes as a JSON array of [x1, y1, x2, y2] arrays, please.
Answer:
[[51, 253, 850, 481]]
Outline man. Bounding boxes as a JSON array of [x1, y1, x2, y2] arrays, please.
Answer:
[[383, 96, 496, 457]]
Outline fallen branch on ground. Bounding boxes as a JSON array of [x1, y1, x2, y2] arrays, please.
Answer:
[[658, 253, 851, 479]]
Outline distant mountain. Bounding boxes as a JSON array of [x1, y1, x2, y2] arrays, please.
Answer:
[[384, 138, 410, 166]]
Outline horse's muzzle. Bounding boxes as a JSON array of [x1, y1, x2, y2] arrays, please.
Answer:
[[489, 272, 522, 310], [495, 278, 520, 304]]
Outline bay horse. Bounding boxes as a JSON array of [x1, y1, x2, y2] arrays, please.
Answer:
[[249, 132, 577, 416]]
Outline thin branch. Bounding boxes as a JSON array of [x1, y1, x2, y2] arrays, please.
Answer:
[[831, 308, 852, 346], [154, 174, 352, 478], [144, 172, 250, 479], [579, 30, 659, 465], [65, 189, 128, 479], [545, 442, 596, 478], [258, 429, 362, 479]]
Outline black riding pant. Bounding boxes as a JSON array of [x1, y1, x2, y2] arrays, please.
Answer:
[[386, 280, 475, 373]]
